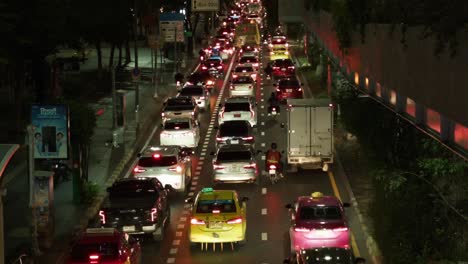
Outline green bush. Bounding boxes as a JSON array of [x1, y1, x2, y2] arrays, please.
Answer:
[[81, 180, 100, 205]]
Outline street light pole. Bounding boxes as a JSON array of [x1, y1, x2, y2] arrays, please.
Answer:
[[133, 4, 140, 132]]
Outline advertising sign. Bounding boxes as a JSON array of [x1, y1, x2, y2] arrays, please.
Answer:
[[159, 13, 185, 43], [192, 0, 219, 12], [31, 104, 69, 159]]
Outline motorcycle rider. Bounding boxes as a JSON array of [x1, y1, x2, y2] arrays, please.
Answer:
[[268, 92, 280, 114], [264, 62, 273, 79], [174, 72, 184, 89], [198, 48, 206, 61], [266, 143, 283, 178]]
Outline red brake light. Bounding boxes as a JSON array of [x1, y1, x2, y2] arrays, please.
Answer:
[[233, 74, 238, 78], [151, 208, 157, 222], [242, 136, 254, 141], [294, 227, 310, 232], [213, 164, 225, 170], [212, 209, 221, 214], [190, 218, 205, 225], [269, 164, 276, 169], [169, 166, 182, 173], [217, 66, 223, 69], [99, 210, 106, 224], [202, 66, 207, 70], [243, 163, 256, 169], [333, 227, 349, 232], [133, 166, 145, 173], [161, 112, 165, 117], [216, 137, 223, 142], [89, 254, 99, 263], [227, 217, 243, 224], [153, 154, 161, 159]]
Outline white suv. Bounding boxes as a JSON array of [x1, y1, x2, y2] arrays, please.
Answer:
[[218, 97, 257, 127]]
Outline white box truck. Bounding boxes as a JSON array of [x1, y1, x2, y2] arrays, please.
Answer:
[[285, 98, 334, 171]]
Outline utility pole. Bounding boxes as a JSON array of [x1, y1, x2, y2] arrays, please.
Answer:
[[133, 4, 140, 131], [174, 26, 178, 74], [111, 66, 117, 129], [26, 126, 41, 257]]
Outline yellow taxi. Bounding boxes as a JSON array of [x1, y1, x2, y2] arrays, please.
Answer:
[[186, 188, 248, 245], [270, 46, 290, 61]]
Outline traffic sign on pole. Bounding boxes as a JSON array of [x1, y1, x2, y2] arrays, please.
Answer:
[[192, 0, 219, 12], [131, 68, 141, 81]]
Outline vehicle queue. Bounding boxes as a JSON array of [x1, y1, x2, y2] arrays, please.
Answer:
[[63, 0, 366, 264]]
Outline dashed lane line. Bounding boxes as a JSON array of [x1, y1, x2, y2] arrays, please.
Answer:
[[262, 188, 267, 194], [169, 248, 178, 254], [261, 208, 267, 215], [261, 233, 268, 241]]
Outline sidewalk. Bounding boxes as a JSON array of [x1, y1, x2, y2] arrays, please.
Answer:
[[2, 41, 203, 263]]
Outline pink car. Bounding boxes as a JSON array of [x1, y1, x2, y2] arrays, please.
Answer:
[[285, 192, 351, 253]]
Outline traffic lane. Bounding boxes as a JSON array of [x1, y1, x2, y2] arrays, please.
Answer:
[[140, 52, 238, 264]]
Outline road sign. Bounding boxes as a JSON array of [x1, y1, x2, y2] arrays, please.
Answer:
[[192, 0, 219, 12], [159, 13, 185, 43], [131, 68, 141, 81]]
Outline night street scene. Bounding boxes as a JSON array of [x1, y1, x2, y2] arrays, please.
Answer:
[[0, 0, 467, 263]]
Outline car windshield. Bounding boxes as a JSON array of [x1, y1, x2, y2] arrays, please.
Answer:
[[180, 87, 203, 96], [217, 150, 252, 161], [138, 156, 178, 167], [279, 79, 300, 88], [224, 102, 250, 112], [299, 206, 342, 220], [207, 59, 221, 64], [109, 181, 160, 199], [233, 77, 253, 84], [166, 98, 192, 106], [196, 199, 237, 213], [164, 121, 190, 130], [235, 66, 253, 72], [239, 56, 257, 63], [274, 59, 293, 67], [70, 243, 118, 261], [219, 123, 248, 137]]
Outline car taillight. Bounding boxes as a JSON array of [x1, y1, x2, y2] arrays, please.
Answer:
[[200, 96, 205, 99], [151, 208, 157, 222], [270, 51, 274, 55], [288, 66, 295, 69], [89, 254, 99, 264], [227, 217, 242, 224], [276, 88, 280, 92], [207, 80, 214, 85], [298, 88, 302, 91], [294, 227, 310, 232], [176, 81, 180, 85], [133, 166, 146, 173], [213, 164, 225, 170], [253, 63, 258, 67], [217, 66, 223, 69], [191, 111, 195, 116], [190, 218, 205, 225], [243, 136, 254, 141], [233, 74, 238, 78], [286, 43, 289, 47], [169, 166, 182, 173], [269, 164, 276, 169], [333, 227, 349, 232], [273, 66, 279, 70], [99, 210, 106, 224], [216, 137, 223, 142], [202, 66, 207, 70], [161, 112, 165, 117], [243, 163, 256, 169]]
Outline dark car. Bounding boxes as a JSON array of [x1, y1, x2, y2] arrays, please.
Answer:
[[186, 71, 216, 89], [272, 59, 295, 78], [215, 120, 255, 147], [98, 178, 171, 240], [283, 248, 365, 264], [275, 78, 303, 101], [66, 228, 142, 264], [201, 57, 224, 77], [240, 44, 258, 54]]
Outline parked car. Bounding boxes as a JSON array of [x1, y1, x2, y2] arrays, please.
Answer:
[[98, 178, 171, 240], [160, 118, 200, 149], [133, 146, 193, 192]]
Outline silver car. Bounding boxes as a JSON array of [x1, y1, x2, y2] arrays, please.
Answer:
[[229, 76, 255, 97], [133, 146, 193, 192], [218, 97, 257, 127], [178, 85, 210, 110], [160, 118, 200, 148], [211, 144, 259, 184], [232, 65, 257, 82], [162, 96, 199, 124]]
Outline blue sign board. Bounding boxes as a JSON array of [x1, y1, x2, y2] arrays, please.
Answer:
[[159, 13, 185, 22], [31, 104, 69, 159]]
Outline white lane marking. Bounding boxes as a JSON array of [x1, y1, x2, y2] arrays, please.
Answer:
[[196, 166, 202, 170], [177, 223, 185, 229], [261, 98, 264, 102], [172, 240, 181, 246], [261, 131, 265, 136], [190, 186, 196, 191], [262, 208, 267, 215], [261, 233, 268, 241], [180, 216, 187, 221], [261, 105, 264, 108], [261, 143, 265, 147], [261, 121, 265, 126], [201, 151, 206, 156], [261, 87, 263, 90], [262, 188, 267, 194], [193, 176, 199, 180], [188, 192, 194, 196], [176, 231, 183, 237], [192, 181, 198, 185], [167, 258, 175, 264], [203, 142, 209, 146], [261, 93, 264, 96], [199, 157, 205, 161], [261, 155, 265, 160], [169, 248, 178, 254]]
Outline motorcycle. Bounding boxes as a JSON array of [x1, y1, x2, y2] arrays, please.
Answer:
[[176, 80, 182, 91], [267, 105, 280, 119], [267, 164, 282, 184], [51, 160, 71, 186]]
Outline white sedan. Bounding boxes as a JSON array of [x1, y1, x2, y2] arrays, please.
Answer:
[[160, 118, 200, 148], [229, 76, 256, 97]]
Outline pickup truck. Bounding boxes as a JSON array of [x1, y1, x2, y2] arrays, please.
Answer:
[[162, 96, 200, 125], [285, 98, 334, 171], [98, 178, 171, 240]]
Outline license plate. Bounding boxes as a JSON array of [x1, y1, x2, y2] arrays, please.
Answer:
[[231, 165, 240, 172], [287, 89, 292, 93], [123, 225, 135, 232], [281, 68, 286, 71], [209, 221, 223, 229], [269, 169, 276, 174], [234, 114, 241, 117], [231, 140, 239, 144]]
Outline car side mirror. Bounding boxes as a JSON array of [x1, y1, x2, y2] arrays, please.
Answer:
[[185, 197, 193, 203], [354, 258, 366, 264], [285, 204, 293, 209], [241, 197, 249, 202], [342, 202, 351, 207]]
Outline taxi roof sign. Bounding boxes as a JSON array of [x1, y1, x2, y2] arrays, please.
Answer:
[[202, 187, 214, 193], [311, 192, 324, 199], [86, 228, 116, 234]]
